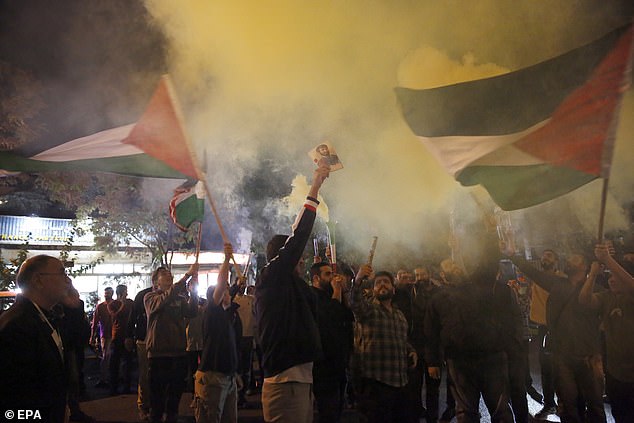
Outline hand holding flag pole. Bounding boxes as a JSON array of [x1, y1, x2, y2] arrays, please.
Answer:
[[195, 221, 203, 263]]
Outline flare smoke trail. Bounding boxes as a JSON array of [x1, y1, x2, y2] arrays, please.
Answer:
[[79, 0, 627, 268]]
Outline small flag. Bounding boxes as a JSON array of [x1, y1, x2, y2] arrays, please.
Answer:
[[169, 180, 205, 232], [396, 23, 633, 210]]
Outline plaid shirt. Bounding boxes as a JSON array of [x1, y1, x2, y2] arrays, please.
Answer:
[[351, 282, 414, 387]]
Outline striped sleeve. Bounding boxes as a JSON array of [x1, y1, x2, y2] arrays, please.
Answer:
[[305, 196, 319, 211]]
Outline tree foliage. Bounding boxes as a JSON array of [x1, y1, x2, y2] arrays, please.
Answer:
[[36, 172, 189, 267], [0, 243, 29, 291]]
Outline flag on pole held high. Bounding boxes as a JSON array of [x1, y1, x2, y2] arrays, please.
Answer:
[[396, 23, 633, 211], [169, 180, 205, 232], [0, 75, 199, 179]]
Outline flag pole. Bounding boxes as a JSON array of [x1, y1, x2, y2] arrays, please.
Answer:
[[195, 221, 203, 263], [163, 75, 243, 278], [597, 178, 609, 242]]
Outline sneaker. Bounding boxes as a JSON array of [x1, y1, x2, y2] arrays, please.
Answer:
[[527, 385, 544, 404], [534, 405, 557, 420], [440, 407, 456, 422]]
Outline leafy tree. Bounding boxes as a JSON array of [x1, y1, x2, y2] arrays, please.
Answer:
[[36, 172, 190, 267], [0, 243, 29, 291]]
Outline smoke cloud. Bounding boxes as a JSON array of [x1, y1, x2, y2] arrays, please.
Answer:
[[142, 0, 633, 269]]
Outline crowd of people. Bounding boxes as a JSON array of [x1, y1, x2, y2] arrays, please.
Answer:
[[1, 163, 633, 423]]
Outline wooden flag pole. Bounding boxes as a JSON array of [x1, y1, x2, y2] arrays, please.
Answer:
[[597, 178, 610, 242], [163, 75, 243, 279], [195, 221, 203, 263], [198, 177, 244, 279]]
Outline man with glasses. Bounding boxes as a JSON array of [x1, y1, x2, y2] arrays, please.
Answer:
[[0, 255, 72, 422]]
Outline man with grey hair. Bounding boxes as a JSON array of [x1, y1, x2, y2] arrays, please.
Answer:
[[0, 255, 72, 422]]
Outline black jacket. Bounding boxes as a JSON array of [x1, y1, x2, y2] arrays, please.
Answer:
[[312, 286, 354, 392], [199, 301, 242, 374], [0, 296, 67, 422], [424, 272, 522, 366], [255, 199, 323, 378]]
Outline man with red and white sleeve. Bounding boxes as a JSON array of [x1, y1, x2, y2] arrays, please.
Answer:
[[255, 164, 330, 423]]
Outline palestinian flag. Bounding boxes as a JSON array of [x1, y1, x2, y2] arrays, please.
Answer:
[[169, 180, 205, 232], [0, 75, 199, 179], [396, 23, 633, 210]]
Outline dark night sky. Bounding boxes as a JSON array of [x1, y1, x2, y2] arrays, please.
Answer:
[[0, 0, 168, 155]]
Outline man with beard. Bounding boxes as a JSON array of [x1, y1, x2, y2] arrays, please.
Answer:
[[351, 265, 417, 423], [528, 249, 560, 418], [310, 262, 354, 423], [509, 249, 606, 423]]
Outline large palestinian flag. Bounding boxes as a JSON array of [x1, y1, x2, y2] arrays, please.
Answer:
[[396, 23, 633, 211], [0, 75, 199, 179]]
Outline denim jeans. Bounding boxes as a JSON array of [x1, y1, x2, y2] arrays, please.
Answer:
[[194, 370, 237, 423]]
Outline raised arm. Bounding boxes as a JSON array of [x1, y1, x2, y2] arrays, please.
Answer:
[[595, 243, 634, 291], [183, 262, 200, 318], [212, 243, 233, 306], [350, 264, 373, 319], [579, 261, 601, 310], [508, 255, 562, 292], [261, 165, 330, 283]]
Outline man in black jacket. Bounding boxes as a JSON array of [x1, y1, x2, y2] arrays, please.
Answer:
[[310, 262, 354, 423], [0, 255, 72, 422], [255, 164, 330, 423]]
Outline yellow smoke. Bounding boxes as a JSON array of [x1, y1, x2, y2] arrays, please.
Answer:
[[284, 174, 330, 223], [143, 0, 633, 267]]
